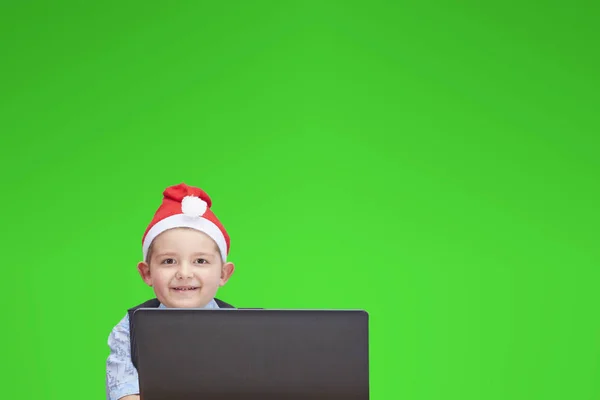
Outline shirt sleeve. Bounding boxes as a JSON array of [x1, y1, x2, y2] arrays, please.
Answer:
[[106, 314, 139, 400]]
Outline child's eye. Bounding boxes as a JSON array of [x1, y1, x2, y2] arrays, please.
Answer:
[[194, 258, 208, 264], [161, 258, 176, 265]]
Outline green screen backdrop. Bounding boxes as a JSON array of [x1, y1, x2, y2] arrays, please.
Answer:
[[1, 1, 599, 399]]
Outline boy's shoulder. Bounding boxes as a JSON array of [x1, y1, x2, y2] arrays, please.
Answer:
[[127, 298, 161, 312]]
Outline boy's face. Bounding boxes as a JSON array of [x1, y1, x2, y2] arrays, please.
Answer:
[[137, 228, 234, 308]]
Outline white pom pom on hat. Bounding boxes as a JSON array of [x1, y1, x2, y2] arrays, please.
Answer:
[[181, 195, 208, 217]]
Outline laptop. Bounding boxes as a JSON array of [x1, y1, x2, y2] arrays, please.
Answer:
[[132, 308, 369, 400]]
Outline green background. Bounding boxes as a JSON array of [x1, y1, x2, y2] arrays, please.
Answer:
[[1, 1, 598, 399]]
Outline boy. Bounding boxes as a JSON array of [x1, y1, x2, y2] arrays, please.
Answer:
[[106, 183, 236, 400]]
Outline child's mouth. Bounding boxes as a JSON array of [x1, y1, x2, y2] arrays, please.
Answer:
[[171, 286, 199, 292]]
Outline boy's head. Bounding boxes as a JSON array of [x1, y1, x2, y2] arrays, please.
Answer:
[[137, 183, 234, 308]]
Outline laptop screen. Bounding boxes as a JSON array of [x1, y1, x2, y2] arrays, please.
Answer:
[[133, 309, 369, 400]]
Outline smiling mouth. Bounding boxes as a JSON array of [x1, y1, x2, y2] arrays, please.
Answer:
[[171, 286, 199, 291]]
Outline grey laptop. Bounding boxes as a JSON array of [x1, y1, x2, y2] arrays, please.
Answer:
[[132, 308, 369, 400]]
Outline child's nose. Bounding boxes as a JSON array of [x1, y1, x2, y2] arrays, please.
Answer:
[[176, 262, 194, 279]]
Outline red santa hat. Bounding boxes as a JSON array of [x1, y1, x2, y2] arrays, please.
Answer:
[[142, 183, 230, 262]]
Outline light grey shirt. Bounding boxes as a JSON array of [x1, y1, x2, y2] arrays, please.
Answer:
[[106, 299, 220, 400]]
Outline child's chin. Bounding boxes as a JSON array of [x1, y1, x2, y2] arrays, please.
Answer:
[[165, 296, 208, 309]]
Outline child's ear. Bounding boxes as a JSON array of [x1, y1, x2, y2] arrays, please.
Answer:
[[137, 262, 153, 287], [219, 262, 235, 287]]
